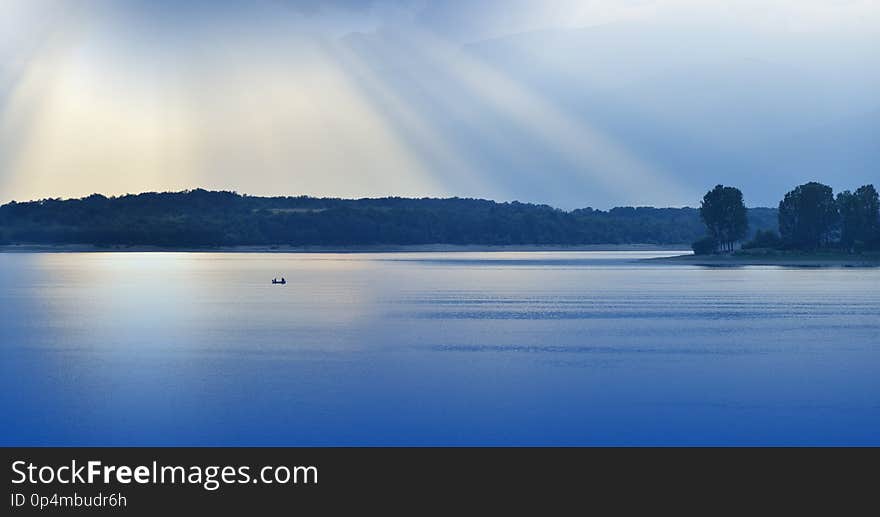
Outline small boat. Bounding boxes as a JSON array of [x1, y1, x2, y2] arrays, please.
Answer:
[[272, 277, 287, 285]]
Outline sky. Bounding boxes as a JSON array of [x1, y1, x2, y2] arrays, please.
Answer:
[[1, 0, 878, 208]]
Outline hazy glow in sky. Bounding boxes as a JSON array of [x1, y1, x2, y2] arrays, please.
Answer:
[[1, 1, 878, 207]]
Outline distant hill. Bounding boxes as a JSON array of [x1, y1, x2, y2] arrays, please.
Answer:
[[0, 190, 778, 247]]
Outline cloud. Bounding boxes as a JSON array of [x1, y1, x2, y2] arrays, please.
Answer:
[[0, 1, 877, 207]]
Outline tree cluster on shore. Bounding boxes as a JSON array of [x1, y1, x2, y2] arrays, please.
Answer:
[[694, 182, 880, 255], [0, 190, 777, 247]]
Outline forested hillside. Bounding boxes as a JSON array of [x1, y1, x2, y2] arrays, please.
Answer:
[[0, 190, 778, 247]]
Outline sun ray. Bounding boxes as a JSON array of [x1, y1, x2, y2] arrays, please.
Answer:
[[326, 37, 497, 199], [409, 28, 697, 206]]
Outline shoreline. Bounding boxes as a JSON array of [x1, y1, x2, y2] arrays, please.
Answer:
[[3, 244, 877, 266], [648, 252, 880, 267], [0, 243, 690, 254]]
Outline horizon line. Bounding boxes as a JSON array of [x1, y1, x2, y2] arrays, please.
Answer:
[[1, 187, 784, 212]]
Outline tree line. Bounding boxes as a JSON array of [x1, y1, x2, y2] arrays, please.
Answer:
[[694, 182, 880, 254], [0, 189, 777, 247]]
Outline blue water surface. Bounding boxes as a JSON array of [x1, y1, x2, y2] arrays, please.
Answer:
[[1, 251, 878, 445]]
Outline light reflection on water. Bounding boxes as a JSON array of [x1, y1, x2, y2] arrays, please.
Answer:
[[1, 251, 878, 445]]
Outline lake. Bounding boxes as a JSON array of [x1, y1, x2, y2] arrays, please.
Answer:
[[1, 251, 878, 445]]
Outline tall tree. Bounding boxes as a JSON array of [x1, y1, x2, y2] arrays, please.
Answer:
[[699, 185, 748, 252], [778, 182, 838, 249], [837, 184, 880, 251]]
